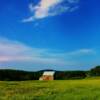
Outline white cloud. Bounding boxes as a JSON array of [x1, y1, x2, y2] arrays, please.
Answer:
[[67, 49, 96, 56], [22, 0, 79, 22], [0, 37, 96, 70], [0, 37, 68, 66], [44, 49, 95, 58]]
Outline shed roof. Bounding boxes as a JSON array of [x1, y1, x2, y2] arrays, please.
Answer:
[[43, 71, 55, 76]]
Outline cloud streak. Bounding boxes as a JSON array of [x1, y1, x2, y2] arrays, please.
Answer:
[[22, 0, 79, 22], [0, 37, 96, 70]]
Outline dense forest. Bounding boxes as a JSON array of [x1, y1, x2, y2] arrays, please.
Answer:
[[0, 66, 99, 81]]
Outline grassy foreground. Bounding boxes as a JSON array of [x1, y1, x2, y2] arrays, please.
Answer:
[[0, 79, 100, 100]]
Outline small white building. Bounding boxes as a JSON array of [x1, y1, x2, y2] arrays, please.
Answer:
[[39, 71, 55, 80]]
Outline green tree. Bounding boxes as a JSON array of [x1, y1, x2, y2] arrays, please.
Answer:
[[90, 66, 100, 76]]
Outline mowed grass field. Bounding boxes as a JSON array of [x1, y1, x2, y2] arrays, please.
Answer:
[[0, 78, 100, 100]]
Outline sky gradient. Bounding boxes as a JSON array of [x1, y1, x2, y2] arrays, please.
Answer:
[[0, 0, 100, 71]]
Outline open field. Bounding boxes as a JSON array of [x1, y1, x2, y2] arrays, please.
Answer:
[[0, 78, 100, 100]]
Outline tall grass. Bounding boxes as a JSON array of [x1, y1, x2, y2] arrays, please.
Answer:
[[0, 78, 100, 100]]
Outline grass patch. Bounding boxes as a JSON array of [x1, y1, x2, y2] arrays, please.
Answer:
[[0, 79, 100, 100]]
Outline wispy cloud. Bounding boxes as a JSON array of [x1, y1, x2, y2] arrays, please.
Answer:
[[0, 37, 67, 66], [0, 37, 96, 70], [22, 0, 79, 22], [66, 49, 96, 56]]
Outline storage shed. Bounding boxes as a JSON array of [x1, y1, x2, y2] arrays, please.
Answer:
[[39, 71, 55, 80]]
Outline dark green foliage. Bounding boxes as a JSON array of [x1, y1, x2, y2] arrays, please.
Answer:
[[0, 69, 87, 81], [54, 71, 86, 80], [0, 65, 100, 81], [90, 66, 100, 76], [0, 69, 42, 81]]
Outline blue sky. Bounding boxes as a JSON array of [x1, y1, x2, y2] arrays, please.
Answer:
[[0, 0, 100, 71]]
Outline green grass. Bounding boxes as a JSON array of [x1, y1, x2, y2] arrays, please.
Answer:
[[0, 78, 100, 100]]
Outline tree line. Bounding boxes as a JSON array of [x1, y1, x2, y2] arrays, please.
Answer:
[[0, 66, 100, 81]]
